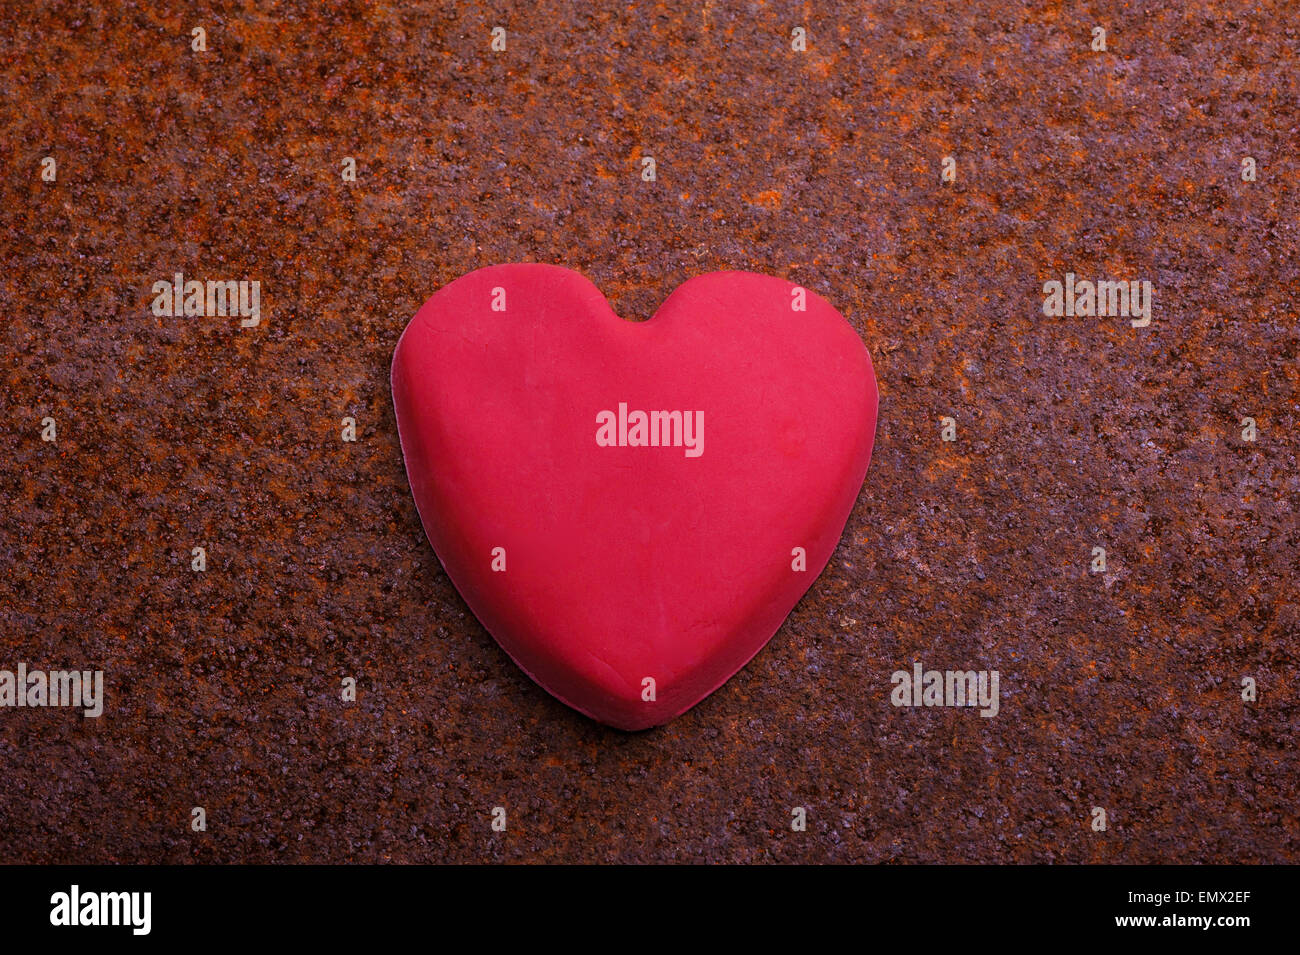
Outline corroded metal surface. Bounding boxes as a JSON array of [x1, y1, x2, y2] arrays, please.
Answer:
[[1, 2, 1296, 863]]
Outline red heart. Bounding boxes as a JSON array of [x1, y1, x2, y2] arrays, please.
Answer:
[[392, 265, 877, 730]]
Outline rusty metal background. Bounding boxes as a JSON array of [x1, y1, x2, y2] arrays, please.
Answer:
[[1, 1, 1297, 863]]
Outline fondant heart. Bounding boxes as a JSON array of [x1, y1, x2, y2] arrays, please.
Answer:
[[392, 265, 877, 730]]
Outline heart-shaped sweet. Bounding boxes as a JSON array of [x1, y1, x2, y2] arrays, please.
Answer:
[[392, 265, 877, 730]]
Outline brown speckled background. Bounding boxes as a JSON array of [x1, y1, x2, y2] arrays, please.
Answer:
[[2, 0, 1297, 863]]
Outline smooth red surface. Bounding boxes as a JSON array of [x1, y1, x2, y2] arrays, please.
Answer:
[[392, 265, 877, 730]]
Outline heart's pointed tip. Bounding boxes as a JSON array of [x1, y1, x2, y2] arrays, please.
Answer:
[[536, 681, 690, 733], [591, 703, 688, 733], [598, 715, 671, 733]]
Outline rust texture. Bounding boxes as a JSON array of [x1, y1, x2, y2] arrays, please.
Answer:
[[1, 1, 1297, 863]]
